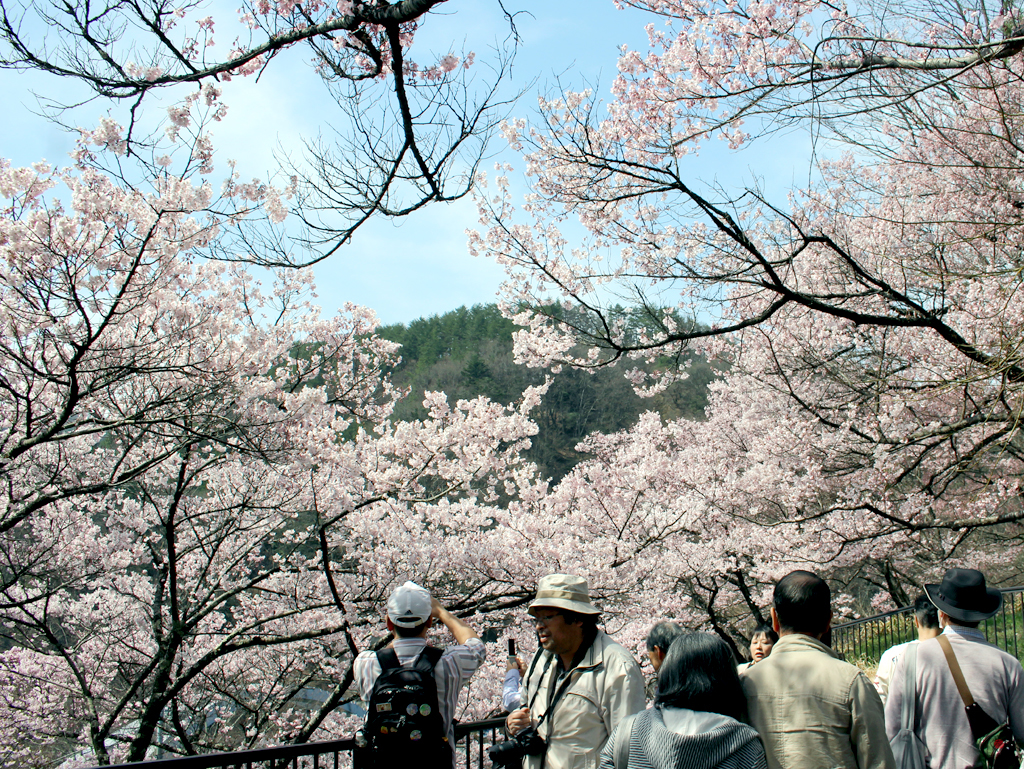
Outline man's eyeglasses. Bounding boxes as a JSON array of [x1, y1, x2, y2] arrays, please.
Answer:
[[532, 613, 562, 627]]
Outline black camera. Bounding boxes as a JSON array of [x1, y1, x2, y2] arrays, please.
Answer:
[[487, 725, 546, 766]]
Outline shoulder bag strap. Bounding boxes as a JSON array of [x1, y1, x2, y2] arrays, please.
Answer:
[[900, 643, 918, 731], [938, 634, 1005, 743], [614, 712, 639, 769], [937, 634, 976, 707]]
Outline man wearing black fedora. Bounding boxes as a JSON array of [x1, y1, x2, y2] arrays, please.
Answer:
[[885, 568, 1024, 769]]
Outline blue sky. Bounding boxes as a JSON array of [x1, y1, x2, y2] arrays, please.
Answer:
[[1, 0, 813, 325]]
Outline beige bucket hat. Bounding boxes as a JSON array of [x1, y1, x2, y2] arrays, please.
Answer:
[[528, 574, 601, 616]]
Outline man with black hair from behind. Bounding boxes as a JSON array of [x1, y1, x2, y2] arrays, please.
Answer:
[[742, 570, 894, 769], [646, 621, 685, 673], [873, 595, 940, 703]]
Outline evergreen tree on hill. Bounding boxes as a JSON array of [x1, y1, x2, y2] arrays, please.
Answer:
[[378, 304, 718, 481]]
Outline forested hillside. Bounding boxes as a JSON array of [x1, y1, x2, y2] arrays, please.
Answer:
[[377, 304, 718, 481]]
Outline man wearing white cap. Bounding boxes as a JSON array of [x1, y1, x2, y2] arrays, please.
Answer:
[[354, 581, 485, 768], [505, 574, 645, 769]]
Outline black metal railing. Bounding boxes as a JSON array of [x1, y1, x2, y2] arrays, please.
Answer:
[[832, 587, 1024, 667], [89, 717, 508, 769]]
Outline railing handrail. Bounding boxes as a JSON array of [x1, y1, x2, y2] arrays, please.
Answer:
[[95, 738, 355, 769], [831, 604, 912, 630], [830, 586, 1024, 668], [85, 717, 508, 769], [832, 585, 1024, 630]]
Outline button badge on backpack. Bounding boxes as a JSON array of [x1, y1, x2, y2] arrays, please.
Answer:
[[419, 704, 431, 716], [406, 703, 419, 716], [410, 730, 422, 741]]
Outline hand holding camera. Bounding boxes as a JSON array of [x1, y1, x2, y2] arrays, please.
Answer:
[[489, 709, 546, 767], [506, 706, 531, 735]]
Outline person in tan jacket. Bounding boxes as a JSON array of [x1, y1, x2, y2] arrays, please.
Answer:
[[505, 574, 646, 769], [741, 570, 895, 769]]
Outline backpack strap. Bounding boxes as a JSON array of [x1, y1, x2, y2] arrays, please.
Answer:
[[412, 645, 444, 676], [376, 646, 402, 672], [375, 645, 443, 675], [614, 712, 639, 769]]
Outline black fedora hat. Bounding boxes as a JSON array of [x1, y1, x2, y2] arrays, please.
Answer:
[[925, 568, 1002, 623]]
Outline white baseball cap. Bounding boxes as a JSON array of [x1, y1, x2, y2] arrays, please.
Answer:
[[387, 581, 433, 628]]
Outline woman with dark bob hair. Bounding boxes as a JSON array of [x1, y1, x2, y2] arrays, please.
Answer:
[[599, 632, 766, 769]]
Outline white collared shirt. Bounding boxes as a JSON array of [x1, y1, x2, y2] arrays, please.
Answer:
[[885, 626, 1024, 769], [943, 623, 988, 641]]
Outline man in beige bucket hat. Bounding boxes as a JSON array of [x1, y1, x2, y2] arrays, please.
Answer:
[[503, 574, 645, 769]]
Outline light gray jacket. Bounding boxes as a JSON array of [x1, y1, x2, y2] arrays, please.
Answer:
[[884, 626, 1024, 769], [742, 633, 895, 769], [522, 629, 646, 769]]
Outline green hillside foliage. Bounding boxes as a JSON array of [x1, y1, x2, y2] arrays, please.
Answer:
[[377, 304, 719, 482]]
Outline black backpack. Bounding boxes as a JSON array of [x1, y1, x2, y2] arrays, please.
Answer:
[[355, 646, 450, 768]]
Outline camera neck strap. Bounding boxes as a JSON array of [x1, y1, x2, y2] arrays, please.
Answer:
[[528, 638, 598, 734], [534, 659, 580, 733], [525, 652, 553, 715]]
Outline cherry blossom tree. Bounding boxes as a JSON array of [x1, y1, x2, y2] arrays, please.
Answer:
[[0, 0, 519, 266], [8, 3, 1024, 765], [0, 118, 561, 766], [468, 0, 1024, 600]]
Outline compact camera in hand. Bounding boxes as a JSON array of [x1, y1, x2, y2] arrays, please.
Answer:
[[487, 725, 546, 766]]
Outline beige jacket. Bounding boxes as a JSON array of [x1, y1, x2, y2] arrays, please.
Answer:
[[742, 633, 895, 769], [521, 629, 646, 769]]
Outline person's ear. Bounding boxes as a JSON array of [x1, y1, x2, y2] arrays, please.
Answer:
[[770, 607, 781, 634], [386, 617, 395, 633]]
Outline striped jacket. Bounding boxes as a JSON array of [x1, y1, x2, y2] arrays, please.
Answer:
[[599, 707, 767, 769]]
